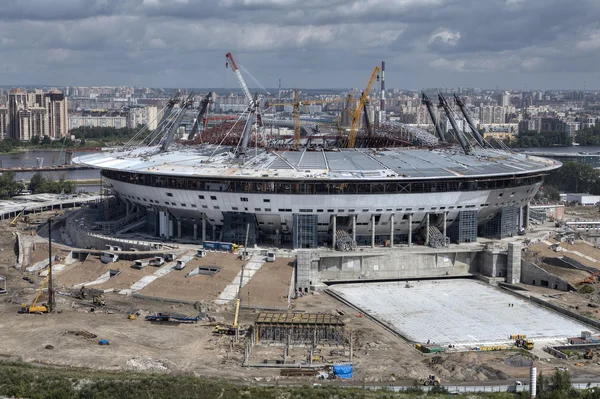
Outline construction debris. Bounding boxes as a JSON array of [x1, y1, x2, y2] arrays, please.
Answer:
[[65, 330, 97, 339]]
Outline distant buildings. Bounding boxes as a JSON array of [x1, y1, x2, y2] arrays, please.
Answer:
[[68, 105, 158, 130], [0, 88, 68, 141]]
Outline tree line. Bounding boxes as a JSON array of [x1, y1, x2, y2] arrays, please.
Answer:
[[0, 171, 75, 199], [0, 127, 139, 153], [511, 131, 572, 148], [535, 161, 600, 202]]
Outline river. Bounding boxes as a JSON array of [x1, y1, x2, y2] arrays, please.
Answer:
[[519, 146, 600, 154], [0, 150, 101, 191]]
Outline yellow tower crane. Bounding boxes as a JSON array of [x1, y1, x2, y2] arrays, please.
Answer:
[[267, 89, 339, 149], [346, 66, 380, 148]]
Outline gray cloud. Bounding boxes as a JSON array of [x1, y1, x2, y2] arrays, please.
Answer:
[[0, 0, 599, 89]]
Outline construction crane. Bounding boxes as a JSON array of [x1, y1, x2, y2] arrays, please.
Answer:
[[267, 89, 336, 149], [421, 93, 446, 142], [187, 92, 213, 141], [19, 274, 50, 314], [453, 94, 488, 148], [225, 53, 254, 107], [438, 93, 472, 155], [346, 66, 380, 148], [225, 52, 262, 156]]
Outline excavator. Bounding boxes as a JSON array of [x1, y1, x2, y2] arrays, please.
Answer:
[[19, 274, 49, 314]]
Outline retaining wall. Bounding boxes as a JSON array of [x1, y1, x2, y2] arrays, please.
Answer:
[[314, 250, 478, 284], [521, 260, 574, 291]]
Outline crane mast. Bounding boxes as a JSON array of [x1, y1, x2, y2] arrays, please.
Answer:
[[438, 94, 472, 155], [347, 66, 379, 148], [421, 93, 446, 142], [453, 94, 488, 148], [268, 89, 335, 149]]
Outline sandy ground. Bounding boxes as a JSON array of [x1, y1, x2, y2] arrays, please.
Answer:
[[140, 252, 241, 301], [528, 242, 599, 271], [243, 257, 293, 308]]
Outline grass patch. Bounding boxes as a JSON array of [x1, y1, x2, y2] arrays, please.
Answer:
[[0, 361, 529, 399]]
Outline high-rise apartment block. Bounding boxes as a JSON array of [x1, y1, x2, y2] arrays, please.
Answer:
[[1, 88, 68, 141]]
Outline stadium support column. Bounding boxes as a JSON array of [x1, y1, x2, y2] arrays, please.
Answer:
[[352, 214, 356, 243], [425, 213, 430, 245], [332, 215, 337, 249], [177, 219, 182, 239], [389, 214, 394, 248], [194, 223, 198, 241], [202, 214, 206, 243], [408, 214, 412, 247], [443, 212, 447, 242], [371, 214, 376, 248], [524, 202, 530, 229]]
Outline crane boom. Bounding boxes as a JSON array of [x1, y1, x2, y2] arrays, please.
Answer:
[[347, 66, 380, 148], [421, 93, 446, 142], [188, 92, 213, 141], [453, 94, 488, 148], [438, 94, 472, 155], [226, 53, 254, 106]]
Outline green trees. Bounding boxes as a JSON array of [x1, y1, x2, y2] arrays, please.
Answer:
[[511, 131, 572, 148], [576, 125, 600, 145], [545, 162, 600, 194], [535, 185, 561, 201], [28, 173, 75, 194], [536, 370, 580, 399], [0, 172, 24, 198]]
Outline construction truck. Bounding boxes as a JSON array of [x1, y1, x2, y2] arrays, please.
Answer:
[[420, 374, 441, 386], [212, 325, 237, 335], [19, 275, 49, 314], [515, 338, 534, 350]]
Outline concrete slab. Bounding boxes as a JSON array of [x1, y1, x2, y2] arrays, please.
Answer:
[[329, 279, 596, 345]]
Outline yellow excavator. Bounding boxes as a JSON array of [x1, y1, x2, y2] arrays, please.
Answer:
[[19, 274, 50, 314]]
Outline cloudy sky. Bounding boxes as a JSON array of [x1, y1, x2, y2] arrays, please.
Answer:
[[1, 0, 599, 90]]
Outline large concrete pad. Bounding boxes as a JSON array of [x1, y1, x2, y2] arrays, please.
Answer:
[[329, 279, 595, 345]]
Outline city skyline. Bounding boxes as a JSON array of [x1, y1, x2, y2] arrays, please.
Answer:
[[1, 0, 600, 90]]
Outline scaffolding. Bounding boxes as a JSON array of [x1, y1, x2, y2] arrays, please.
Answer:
[[447, 210, 478, 243], [423, 226, 449, 248], [222, 212, 257, 245], [335, 230, 357, 251], [292, 214, 318, 249], [254, 312, 346, 345], [479, 206, 518, 239]]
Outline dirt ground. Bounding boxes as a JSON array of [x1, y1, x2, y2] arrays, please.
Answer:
[[243, 257, 293, 308], [140, 252, 241, 301]]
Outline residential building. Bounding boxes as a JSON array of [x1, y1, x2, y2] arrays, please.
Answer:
[[127, 106, 158, 130], [5, 88, 68, 141], [0, 107, 7, 140]]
